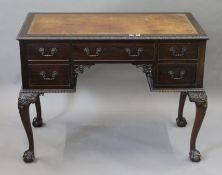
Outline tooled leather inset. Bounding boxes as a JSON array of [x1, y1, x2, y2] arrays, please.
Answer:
[[27, 14, 198, 35]]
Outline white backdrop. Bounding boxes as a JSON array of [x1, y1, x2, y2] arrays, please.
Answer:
[[0, 0, 222, 175]]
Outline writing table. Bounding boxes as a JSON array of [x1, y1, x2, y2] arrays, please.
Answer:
[[17, 13, 208, 163]]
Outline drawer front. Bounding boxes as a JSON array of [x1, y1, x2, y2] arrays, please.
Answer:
[[158, 43, 199, 60], [155, 63, 197, 87], [72, 42, 155, 61], [27, 43, 71, 60], [27, 64, 71, 88]]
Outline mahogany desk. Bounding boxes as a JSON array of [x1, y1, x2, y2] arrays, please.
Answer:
[[17, 13, 208, 163]]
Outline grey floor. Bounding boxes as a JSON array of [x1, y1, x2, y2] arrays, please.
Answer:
[[0, 64, 221, 175]]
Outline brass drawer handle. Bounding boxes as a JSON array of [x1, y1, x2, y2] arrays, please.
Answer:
[[169, 47, 187, 57], [83, 48, 102, 57], [38, 47, 57, 57], [125, 48, 143, 57], [168, 70, 186, 80], [40, 71, 57, 81]]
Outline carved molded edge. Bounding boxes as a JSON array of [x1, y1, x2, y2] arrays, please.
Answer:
[[21, 89, 75, 93], [188, 91, 208, 108], [17, 35, 209, 40], [18, 92, 43, 109], [149, 88, 204, 93], [73, 64, 93, 77]]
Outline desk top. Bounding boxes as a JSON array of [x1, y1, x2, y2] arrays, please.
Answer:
[[17, 13, 208, 40]]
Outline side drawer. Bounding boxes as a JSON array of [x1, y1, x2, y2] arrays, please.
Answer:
[[71, 41, 155, 61], [154, 63, 197, 88], [158, 43, 199, 61], [27, 64, 72, 89], [26, 43, 71, 60]]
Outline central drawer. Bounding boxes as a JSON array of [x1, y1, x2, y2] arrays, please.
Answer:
[[27, 64, 72, 89], [71, 41, 155, 61]]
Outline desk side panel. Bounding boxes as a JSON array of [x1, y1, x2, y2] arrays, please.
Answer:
[[152, 40, 207, 89]]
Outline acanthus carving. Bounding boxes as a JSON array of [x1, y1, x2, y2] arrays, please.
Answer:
[[136, 64, 152, 77], [188, 91, 208, 108], [18, 92, 43, 109], [73, 64, 93, 77]]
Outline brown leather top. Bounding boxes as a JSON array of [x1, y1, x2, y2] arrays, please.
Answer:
[[27, 13, 198, 35]]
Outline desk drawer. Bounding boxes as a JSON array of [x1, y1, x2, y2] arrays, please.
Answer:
[[155, 63, 197, 87], [158, 43, 199, 60], [27, 64, 71, 88], [26, 43, 71, 60], [72, 42, 155, 61]]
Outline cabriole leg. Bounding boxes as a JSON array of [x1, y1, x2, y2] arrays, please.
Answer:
[[176, 92, 188, 127], [188, 91, 207, 162], [32, 95, 43, 127], [18, 92, 41, 163]]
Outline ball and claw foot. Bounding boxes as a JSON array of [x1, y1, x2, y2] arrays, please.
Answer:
[[189, 149, 201, 162], [176, 117, 187, 127], [23, 150, 35, 163], [32, 117, 43, 127]]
